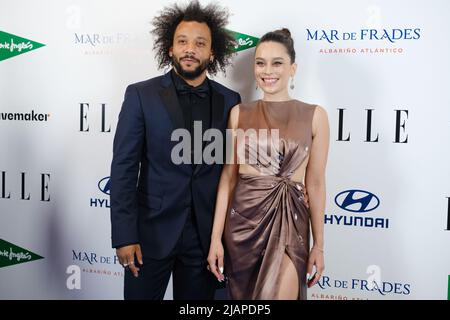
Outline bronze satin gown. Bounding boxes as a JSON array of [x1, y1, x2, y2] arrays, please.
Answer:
[[223, 99, 317, 300]]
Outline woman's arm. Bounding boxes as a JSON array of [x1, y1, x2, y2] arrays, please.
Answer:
[[305, 105, 330, 286], [207, 105, 240, 281]]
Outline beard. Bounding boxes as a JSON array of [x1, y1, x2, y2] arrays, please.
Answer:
[[172, 54, 210, 80]]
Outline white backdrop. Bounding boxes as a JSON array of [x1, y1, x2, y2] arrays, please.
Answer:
[[1, 0, 449, 300]]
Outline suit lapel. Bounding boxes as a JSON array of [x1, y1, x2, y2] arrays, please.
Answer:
[[159, 72, 184, 131]]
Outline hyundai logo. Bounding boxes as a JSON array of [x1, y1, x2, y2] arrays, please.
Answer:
[[334, 190, 380, 213], [98, 177, 110, 195]]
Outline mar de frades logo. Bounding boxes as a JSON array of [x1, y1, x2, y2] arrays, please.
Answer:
[[306, 28, 421, 43], [226, 30, 259, 53], [0, 238, 44, 268], [0, 31, 45, 61], [306, 26, 421, 55]]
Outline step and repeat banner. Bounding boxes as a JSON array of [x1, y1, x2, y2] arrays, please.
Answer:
[[1, 0, 449, 299]]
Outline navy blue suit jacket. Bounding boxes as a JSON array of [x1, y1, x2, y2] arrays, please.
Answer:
[[110, 71, 241, 259]]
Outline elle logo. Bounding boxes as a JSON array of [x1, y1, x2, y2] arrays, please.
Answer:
[[446, 197, 450, 231], [337, 108, 408, 143], [79, 103, 111, 133], [1, 171, 50, 201]]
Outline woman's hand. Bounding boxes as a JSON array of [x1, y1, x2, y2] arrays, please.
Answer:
[[306, 246, 325, 288], [207, 238, 225, 282]]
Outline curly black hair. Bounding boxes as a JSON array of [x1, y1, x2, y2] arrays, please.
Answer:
[[151, 0, 235, 75]]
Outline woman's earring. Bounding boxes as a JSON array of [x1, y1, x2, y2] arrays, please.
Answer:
[[290, 77, 295, 90], [256, 82, 259, 90]]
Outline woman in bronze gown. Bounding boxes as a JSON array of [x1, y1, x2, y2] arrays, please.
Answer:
[[207, 28, 329, 300]]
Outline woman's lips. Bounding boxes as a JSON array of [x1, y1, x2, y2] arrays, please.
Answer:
[[262, 78, 279, 85]]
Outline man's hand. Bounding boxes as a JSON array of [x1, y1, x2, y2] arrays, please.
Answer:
[[116, 244, 143, 278]]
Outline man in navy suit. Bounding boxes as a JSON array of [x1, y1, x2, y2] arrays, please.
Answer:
[[110, 1, 240, 300]]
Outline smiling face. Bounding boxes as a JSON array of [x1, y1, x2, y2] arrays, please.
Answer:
[[169, 20, 213, 81], [254, 41, 297, 100]]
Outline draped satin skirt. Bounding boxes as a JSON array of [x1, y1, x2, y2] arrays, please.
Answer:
[[223, 173, 311, 300]]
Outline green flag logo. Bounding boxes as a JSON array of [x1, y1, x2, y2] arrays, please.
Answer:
[[448, 275, 450, 300], [227, 30, 259, 53], [0, 31, 45, 62], [0, 238, 44, 268]]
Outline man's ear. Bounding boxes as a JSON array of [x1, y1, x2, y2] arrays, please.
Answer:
[[169, 47, 173, 57]]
